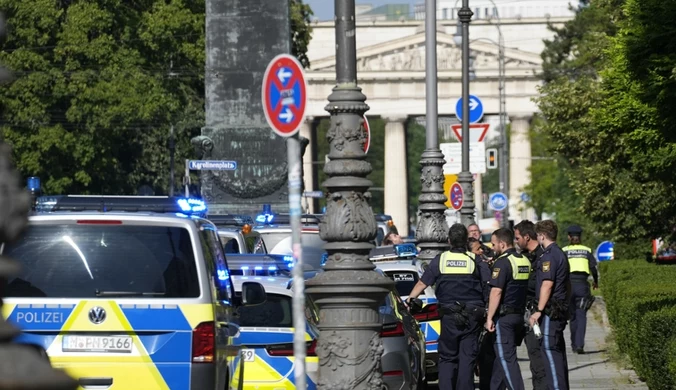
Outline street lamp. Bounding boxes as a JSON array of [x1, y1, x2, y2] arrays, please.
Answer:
[[454, 0, 509, 227], [305, 0, 394, 388], [456, 0, 476, 226], [415, 0, 450, 263]]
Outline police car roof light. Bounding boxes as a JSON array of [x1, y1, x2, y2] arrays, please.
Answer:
[[34, 195, 208, 217], [394, 243, 418, 257], [27, 177, 41, 192], [256, 204, 275, 224]]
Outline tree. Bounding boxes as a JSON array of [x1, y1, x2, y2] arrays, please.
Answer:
[[290, 0, 313, 68], [0, 0, 314, 195]]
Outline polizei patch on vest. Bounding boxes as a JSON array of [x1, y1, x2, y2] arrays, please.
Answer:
[[492, 268, 500, 279], [518, 266, 530, 273], [446, 260, 467, 267]]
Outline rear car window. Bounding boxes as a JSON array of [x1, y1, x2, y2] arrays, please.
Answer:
[[384, 271, 419, 297], [2, 224, 200, 298], [238, 294, 292, 328]]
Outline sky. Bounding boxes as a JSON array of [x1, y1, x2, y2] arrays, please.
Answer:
[[305, 0, 417, 21]]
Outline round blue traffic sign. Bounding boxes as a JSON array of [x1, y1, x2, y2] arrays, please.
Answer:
[[489, 192, 508, 211], [595, 241, 614, 261], [262, 54, 307, 137], [455, 94, 484, 124], [450, 183, 464, 211]]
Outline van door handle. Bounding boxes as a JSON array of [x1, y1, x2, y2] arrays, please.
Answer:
[[79, 377, 113, 389]]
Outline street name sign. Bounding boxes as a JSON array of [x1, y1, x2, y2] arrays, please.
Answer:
[[189, 160, 237, 170], [455, 94, 485, 124], [303, 191, 324, 198], [262, 54, 307, 137]]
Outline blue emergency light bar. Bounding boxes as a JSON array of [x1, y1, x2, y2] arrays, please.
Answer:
[[369, 243, 419, 262], [255, 204, 275, 224], [227, 254, 294, 277], [33, 195, 208, 217]]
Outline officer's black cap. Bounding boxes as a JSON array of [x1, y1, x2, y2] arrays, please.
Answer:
[[567, 224, 583, 235]]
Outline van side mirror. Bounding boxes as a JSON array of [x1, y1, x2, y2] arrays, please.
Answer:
[[241, 282, 266, 306]]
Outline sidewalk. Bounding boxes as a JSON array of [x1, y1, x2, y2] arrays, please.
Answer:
[[516, 297, 648, 390]]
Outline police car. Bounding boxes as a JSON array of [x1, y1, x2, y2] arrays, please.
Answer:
[[227, 256, 319, 389], [1, 195, 266, 390], [208, 214, 268, 254], [370, 244, 441, 381]]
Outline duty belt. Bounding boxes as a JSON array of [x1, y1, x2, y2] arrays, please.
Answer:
[[499, 305, 525, 316]]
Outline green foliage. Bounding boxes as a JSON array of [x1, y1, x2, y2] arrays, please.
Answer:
[[600, 260, 676, 389], [0, 0, 314, 195], [290, 0, 313, 69], [535, 0, 676, 242]]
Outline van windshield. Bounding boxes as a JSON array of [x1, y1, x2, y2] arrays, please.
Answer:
[[1, 224, 200, 298]]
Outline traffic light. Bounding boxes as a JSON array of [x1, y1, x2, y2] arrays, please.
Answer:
[[487, 148, 498, 169]]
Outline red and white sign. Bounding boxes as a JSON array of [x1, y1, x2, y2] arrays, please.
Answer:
[[451, 123, 491, 143], [363, 115, 371, 153], [262, 54, 307, 137], [450, 182, 464, 211]]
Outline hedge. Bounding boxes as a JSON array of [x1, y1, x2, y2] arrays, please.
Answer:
[[600, 260, 676, 390]]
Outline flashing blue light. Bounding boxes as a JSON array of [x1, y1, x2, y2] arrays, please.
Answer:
[[394, 243, 418, 257], [217, 269, 229, 281], [283, 255, 294, 262], [321, 253, 329, 266], [241, 266, 249, 271], [27, 177, 41, 192], [268, 266, 277, 271], [254, 266, 263, 271], [255, 204, 276, 224], [177, 198, 207, 214]]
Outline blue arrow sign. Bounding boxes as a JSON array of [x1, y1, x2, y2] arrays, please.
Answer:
[[455, 94, 484, 124], [595, 241, 614, 262], [189, 160, 237, 171], [489, 192, 508, 211]]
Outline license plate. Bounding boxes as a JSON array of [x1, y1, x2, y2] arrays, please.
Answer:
[[242, 349, 255, 362], [393, 273, 415, 282], [62, 336, 133, 353]]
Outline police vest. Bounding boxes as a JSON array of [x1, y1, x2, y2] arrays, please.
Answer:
[[499, 253, 531, 309], [562, 244, 592, 274], [437, 251, 484, 304]]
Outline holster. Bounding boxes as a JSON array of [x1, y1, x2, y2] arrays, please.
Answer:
[[579, 295, 595, 311], [440, 302, 471, 329], [544, 299, 570, 321]]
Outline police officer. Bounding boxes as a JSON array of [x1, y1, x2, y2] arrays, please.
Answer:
[[469, 237, 495, 390], [529, 220, 570, 390], [407, 223, 485, 389], [514, 220, 547, 390], [562, 224, 599, 354], [485, 228, 530, 390]]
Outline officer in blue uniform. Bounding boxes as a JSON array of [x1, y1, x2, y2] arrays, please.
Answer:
[[529, 220, 570, 390], [407, 223, 485, 390], [514, 220, 547, 390], [562, 225, 599, 354], [469, 237, 495, 390], [485, 228, 530, 390]]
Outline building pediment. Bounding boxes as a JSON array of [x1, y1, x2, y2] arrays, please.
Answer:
[[310, 31, 542, 72]]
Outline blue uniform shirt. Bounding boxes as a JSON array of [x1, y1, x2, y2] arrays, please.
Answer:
[[421, 248, 484, 305], [535, 242, 570, 303], [489, 248, 529, 309]]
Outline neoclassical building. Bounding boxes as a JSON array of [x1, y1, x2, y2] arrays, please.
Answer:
[[300, 15, 572, 234]]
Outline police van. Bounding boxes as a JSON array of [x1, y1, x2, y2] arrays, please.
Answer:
[[1, 195, 267, 390]]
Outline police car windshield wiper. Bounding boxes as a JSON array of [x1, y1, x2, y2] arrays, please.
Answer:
[[95, 290, 166, 297]]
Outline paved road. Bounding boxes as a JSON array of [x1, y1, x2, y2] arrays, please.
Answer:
[[427, 298, 648, 389]]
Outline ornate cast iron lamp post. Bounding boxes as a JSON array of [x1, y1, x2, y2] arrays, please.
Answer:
[[305, 0, 394, 388]]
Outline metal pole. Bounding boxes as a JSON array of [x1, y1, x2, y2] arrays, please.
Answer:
[[457, 0, 475, 226], [169, 124, 175, 197], [305, 0, 393, 388], [416, 0, 450, 263], [287, 135, 306, 390], [498, 34, 509, 227]]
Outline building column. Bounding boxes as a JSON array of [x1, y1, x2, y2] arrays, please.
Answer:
[[383, 115, 409, 236], [508, 115, 534, 223], [299, 116, 316, 213]]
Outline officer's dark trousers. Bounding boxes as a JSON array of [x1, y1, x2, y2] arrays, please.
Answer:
[[477, 331, 496, 390], [523, 328, 548, 390], [490, 314, 525, 390], [438, 312, 481, 390], [569, 281, 590, 350], [540, 315, 570, 390]]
